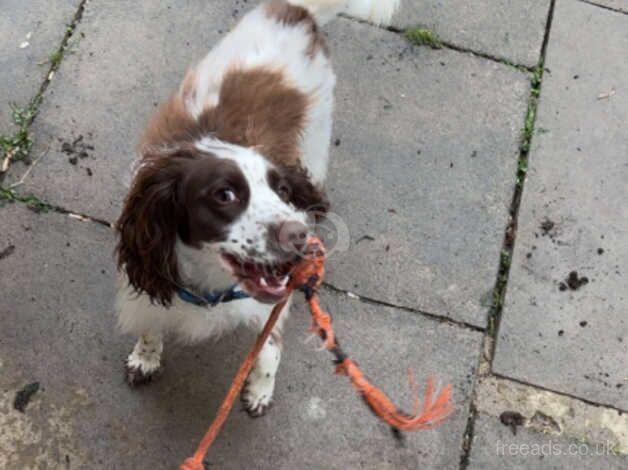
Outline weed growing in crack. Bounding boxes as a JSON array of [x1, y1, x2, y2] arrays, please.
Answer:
[[48, 50, 64, 68], [12, 101, 40, 127], [45, 28, 82, 67], [516, 62, 545, 187], [404, 27, 442, 49], [486, 62, 547, 336], [464, 3, 557, 468], [531, 65, 543, 97], [1, 17, 81, 171], [0, 129, 32, 164], [0, 186, 52, 213], [486, 251, 511, 337], [0, 98, 41, 166]]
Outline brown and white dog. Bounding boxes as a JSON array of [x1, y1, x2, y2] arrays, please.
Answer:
[[115, 0, 400, 416]]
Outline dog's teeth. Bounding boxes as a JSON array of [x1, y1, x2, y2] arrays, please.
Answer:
[[280, 276, 289, 287], [260, 277, 268, 287]]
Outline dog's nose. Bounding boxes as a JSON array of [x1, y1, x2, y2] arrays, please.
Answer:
[[277, 220, 308, 253]]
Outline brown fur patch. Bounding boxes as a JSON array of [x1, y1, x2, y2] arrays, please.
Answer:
[[116, 149, 250, 306], [268, 166, 329, 213], [140, 67, 309, 169], [139, 91, 200, 154], [198, 67, 309, 167], [265, 0, 328, 57]]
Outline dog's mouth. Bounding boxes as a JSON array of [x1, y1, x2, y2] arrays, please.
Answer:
[[221, 254, 299, 304]]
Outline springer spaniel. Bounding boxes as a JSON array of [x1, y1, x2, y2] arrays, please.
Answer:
[[115, 0, 400, 416]]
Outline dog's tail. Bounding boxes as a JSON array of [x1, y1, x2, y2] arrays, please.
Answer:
[[287, 0, 401, 26]]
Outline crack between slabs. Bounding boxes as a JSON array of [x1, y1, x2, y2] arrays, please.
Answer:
[[0, 185, 112, 228], [492, 372, 628, 415], [321, 282, 485, 333], [578, 0, 628, 16], [341, 14, 535, 71], [458, 0, 558, 467]]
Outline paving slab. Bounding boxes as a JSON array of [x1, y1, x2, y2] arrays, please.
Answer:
[[0, 203, 482, 468], [8, 6, 531, 327], [493, 0, 628, 410], [204, 292, 482, 470], [473, 376, 628, 456], [5, 0, 242, 220], [0, 0, 80, 134], [324, 21, 530, 326], [391, 0, 551, 68], [0, 203, 118, 468], [467, 412, 628, 469]]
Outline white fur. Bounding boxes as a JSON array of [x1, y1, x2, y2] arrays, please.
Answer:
[[242, 336, 282, 415], [117, 0, 400, 412], [127, 334, 163, 375], [116, 261, 292, 345], [288, 0, 401, 25]]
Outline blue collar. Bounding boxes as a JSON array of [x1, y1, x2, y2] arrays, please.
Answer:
[[176, 283, 250, 307]]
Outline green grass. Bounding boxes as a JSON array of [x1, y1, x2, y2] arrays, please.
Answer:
[[1, 15, 80, 173], [531, 65, 543, 97], [49, 50, 64, 68], [488, 61, 547, 337], [0, 129, 32, 163], [2, 29, 73, 165], [0, 105, 49, 213], [404, 27, 442, 49], [47, 28, 82, 67], [516, 62, 545, 186], [0, 186, 52, 213], [0, 99, 42, 164], [486, 250, 511, 337]]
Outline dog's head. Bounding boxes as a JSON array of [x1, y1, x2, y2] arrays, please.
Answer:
[[116, 141, 328, 306]]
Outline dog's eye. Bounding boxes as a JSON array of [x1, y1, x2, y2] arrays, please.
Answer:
[[214, 187, 238, 205], [277, 182, 291, 202]]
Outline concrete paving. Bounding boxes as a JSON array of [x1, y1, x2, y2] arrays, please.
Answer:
[[472, 376, 628, 462], [493, 0, 628, 410], [2, 0, 628, 469], [0, 204, 482, 469], [0, 203, 118, 469], [323, 20, 530, 328], [0, 0, 80, 134], [391, 0, 552, 67], [4, 0, 242, 218], [467, 412, 627, 469], [7, 4, 531, 327]]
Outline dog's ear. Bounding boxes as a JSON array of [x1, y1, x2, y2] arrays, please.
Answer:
[[283, 166, 329, 215], [116, 157, 186, 306]]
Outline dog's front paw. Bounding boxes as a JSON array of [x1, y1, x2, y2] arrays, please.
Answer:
[[241, 376, 275, 417], [125, 362, 157, 386], [125, 361, 162, 386], [125, 349, 163, 387]]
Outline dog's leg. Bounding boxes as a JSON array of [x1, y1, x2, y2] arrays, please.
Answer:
[[241, 330, 282, 417], [125, 333, 164, 386]]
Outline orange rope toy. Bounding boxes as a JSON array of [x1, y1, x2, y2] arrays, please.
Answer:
[[180, 237, 454, 470]]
